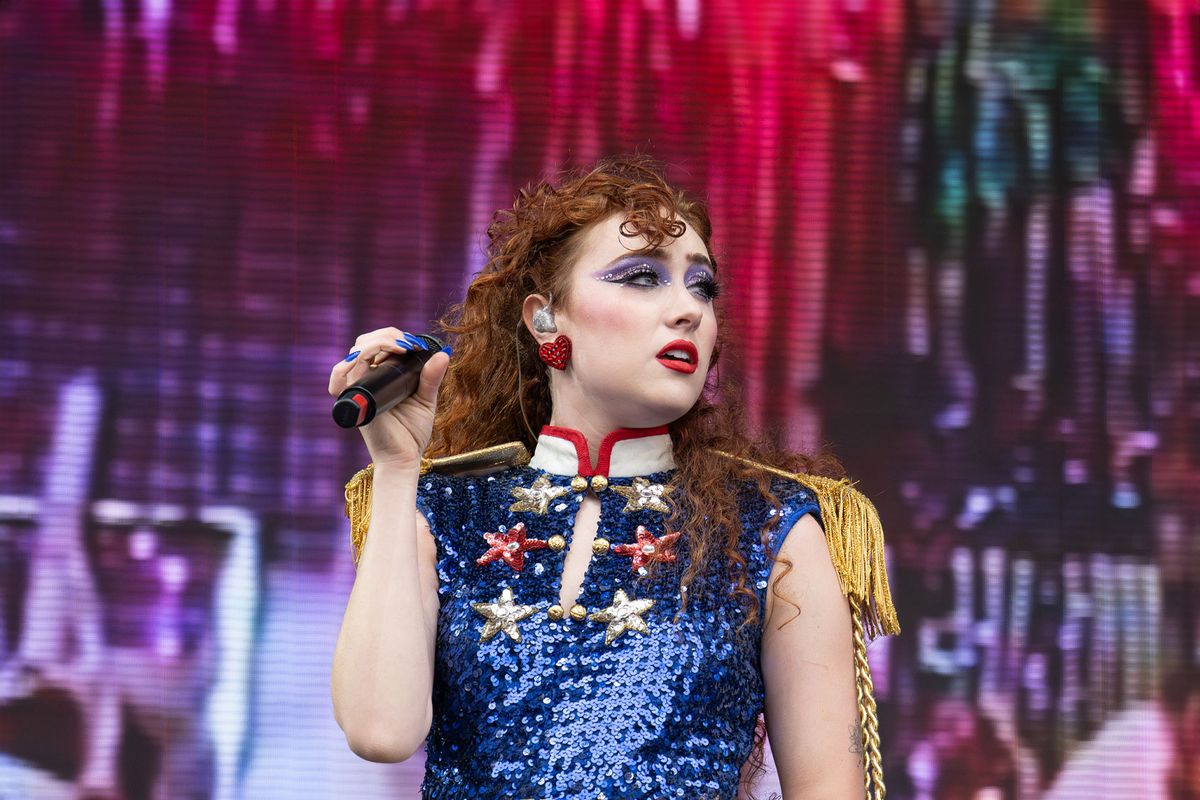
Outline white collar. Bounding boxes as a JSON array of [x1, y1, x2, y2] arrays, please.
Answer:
[[527, 425, 675, 478]]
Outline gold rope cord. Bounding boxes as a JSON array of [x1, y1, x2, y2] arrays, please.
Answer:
[[851, 595, 886, 800]]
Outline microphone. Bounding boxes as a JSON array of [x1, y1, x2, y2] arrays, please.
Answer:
[[332, 333, 445, 428]]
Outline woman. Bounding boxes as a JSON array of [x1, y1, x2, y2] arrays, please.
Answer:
[[329, 156, 900, 799]]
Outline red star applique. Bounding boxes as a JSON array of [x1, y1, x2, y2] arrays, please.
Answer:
[[476, 522, 549, 572], [611, 525, 680, 571]]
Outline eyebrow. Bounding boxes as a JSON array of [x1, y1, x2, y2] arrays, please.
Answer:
[[611, 247, 718, 275]]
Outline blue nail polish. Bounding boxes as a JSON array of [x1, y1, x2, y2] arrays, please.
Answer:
[[440, 345, 453, 357], [398, 334, 426, 350], [344, 351, 361, 362]]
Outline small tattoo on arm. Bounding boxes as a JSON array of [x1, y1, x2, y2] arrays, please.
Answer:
[[848, 721, 864, 755]]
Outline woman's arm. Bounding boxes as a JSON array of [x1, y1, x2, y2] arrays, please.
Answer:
[[330, 462, 441, 762], [762, 512, 865, 798]]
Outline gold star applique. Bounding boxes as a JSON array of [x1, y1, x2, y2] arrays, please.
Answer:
[[609, 477, 675, 513], [471, 587, 537, 643], [587, 589, 656, 645], [509, 475, 570, 514]]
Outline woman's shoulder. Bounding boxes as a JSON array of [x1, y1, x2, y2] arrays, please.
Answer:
[[705, 448, 902, 638]]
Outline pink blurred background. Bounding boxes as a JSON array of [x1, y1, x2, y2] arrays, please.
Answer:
[[0, 1, 1197, 798]]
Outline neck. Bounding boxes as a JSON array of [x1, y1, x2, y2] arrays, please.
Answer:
[[545, 391, 629, 468], [546, 417, 607, 468], [545, 383, 676, 472]]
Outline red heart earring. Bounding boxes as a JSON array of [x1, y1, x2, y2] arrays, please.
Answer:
[[538, 335, 572, 370]]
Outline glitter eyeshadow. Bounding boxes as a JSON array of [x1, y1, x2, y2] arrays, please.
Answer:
[[590, 259, 672, 284]]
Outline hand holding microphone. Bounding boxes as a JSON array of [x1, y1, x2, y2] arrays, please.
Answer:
[[327, 328, 452, 471]]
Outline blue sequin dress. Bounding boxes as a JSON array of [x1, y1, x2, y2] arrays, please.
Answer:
[[413, 425, 822, 799]]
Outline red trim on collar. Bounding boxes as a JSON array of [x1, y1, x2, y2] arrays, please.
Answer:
[[539, 425, 670, 477]]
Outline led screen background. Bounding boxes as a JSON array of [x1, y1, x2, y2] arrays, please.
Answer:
[[0, 1, 1197, 798]]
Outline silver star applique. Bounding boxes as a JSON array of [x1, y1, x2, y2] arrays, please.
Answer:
[[610, 477, 675, 514], [509, 474, 570, 514], [471, 587, 537, 643], [587, 589, 656, 645]]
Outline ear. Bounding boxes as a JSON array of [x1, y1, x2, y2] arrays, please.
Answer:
[[521, 293, 557, 343]]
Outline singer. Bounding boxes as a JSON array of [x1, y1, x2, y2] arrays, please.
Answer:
[[328, 156, 900, 799]]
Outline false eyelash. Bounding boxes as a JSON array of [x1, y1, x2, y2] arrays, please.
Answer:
[[691, 278, 722, 301]]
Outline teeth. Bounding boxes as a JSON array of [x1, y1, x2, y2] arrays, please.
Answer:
[[660, 349, 691, 362]]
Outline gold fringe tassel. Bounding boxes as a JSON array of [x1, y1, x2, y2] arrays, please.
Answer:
[[343, 462, 376, 568], [343, 457, 433, 568]]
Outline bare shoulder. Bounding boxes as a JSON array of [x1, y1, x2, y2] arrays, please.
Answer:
[[763, 511, 847, 633], [760, 510, 862, 796]]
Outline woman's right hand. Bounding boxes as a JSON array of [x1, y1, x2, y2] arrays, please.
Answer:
[[327, 327, 452, 470]]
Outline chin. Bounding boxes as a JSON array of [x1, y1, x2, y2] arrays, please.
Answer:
[[641, 394, 700, 425]]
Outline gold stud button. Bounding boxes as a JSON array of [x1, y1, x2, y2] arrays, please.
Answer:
[[592, 537, 610, 554], [590, 474, 608, 492], [547, 534, 566, 551], [570, 475, 588, 492], [547, 604, 565, 621], [569, 603, 587, 622]]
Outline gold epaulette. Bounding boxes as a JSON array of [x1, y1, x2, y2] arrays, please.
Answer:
[[343, 441, 531, 568], [710, 448, 898, 799]]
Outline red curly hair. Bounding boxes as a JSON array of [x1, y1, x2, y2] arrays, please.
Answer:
[[425, 154, 846, 795]]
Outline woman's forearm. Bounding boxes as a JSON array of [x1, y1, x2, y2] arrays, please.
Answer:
[[330, 463, 436, 761]]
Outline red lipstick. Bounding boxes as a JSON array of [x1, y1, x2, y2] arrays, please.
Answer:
[[655, 339, 699, 374]]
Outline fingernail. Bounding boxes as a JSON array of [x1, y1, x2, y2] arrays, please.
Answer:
[[398, 334, 426, 350], [440, 345, 453, 357], [344, 350, 361, 362]]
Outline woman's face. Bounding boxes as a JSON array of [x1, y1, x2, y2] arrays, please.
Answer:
[[525, 211, 720, 431]]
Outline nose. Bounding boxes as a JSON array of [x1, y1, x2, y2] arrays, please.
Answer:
[[667, 283, 705, 329]]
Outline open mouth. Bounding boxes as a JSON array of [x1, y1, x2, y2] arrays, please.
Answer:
[[656, 340, 699, 374]]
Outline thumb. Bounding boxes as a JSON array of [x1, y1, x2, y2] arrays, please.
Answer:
[[415, 349, 451, 406]]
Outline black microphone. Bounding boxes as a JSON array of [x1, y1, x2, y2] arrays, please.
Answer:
[[332, 333, 446, 428]]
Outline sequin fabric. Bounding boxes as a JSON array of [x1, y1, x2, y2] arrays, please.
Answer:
[[414, 464, 821, 799]]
